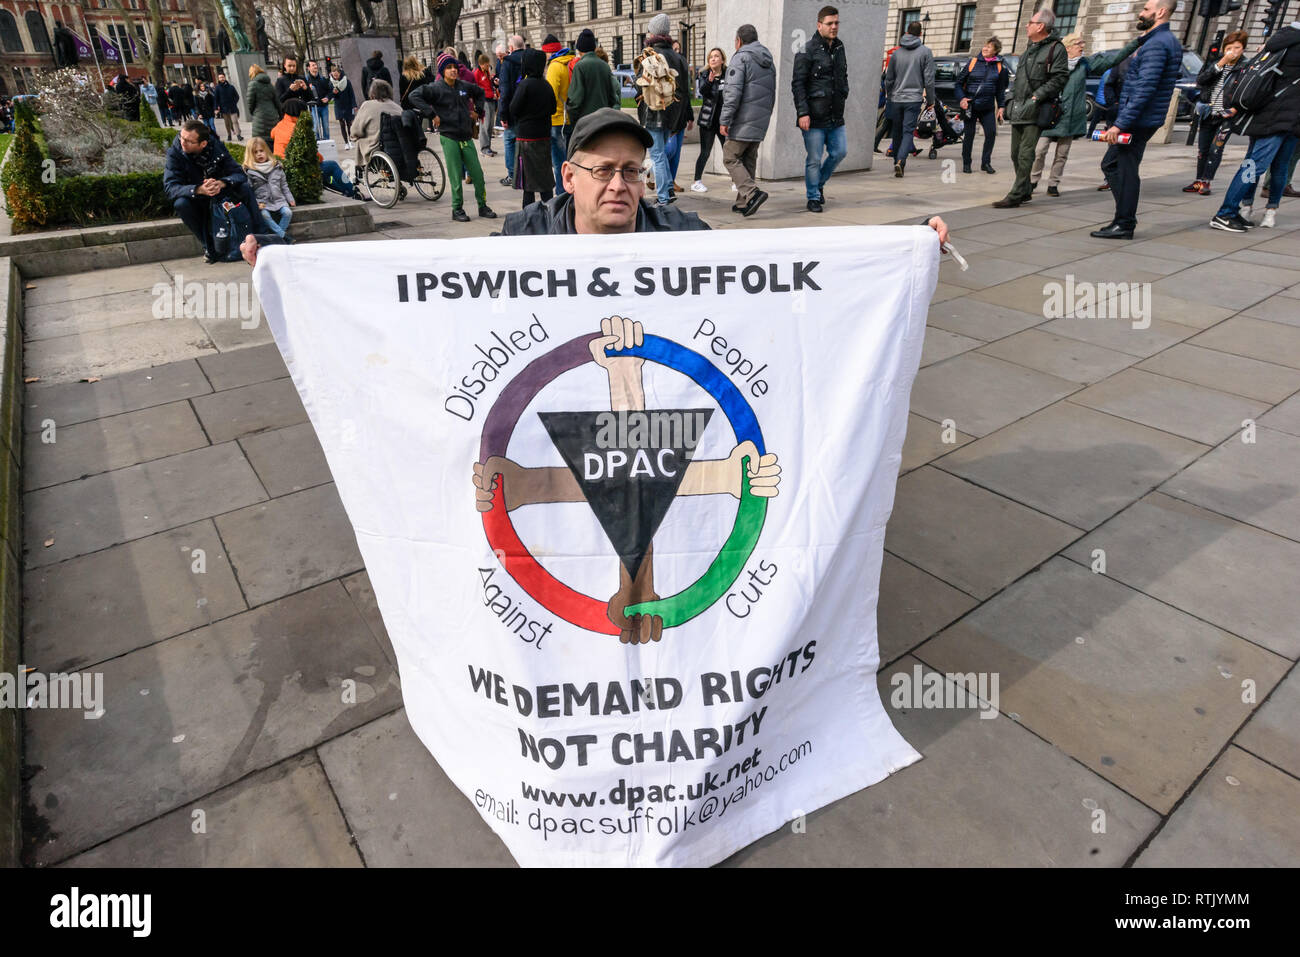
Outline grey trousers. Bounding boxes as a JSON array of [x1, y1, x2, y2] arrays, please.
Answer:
[[723, 138, 761, 204], [1031, 135, 1072, 187]]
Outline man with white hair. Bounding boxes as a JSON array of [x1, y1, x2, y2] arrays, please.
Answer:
[[497, 34, 527, 186], [992, 7, 1067, 208]]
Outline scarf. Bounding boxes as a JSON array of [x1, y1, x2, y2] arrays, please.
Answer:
[[1068, 55, 1082, 70], [646, 34, 673, 46], [251, 158, 277, 175], [332, 76, 348, 93]]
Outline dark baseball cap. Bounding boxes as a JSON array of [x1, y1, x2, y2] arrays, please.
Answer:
[[566, 108, 653, 159]]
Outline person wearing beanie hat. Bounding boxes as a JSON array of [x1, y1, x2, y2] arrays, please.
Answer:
[[543, 35, 577, 195], [567, 27, 620, 130], [410, 56, 498, 222], [636, 15, 694, 207]]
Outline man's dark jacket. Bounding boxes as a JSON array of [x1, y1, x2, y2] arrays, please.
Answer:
[[792, 34, 849, 128], [409, 77, 485, 141], [213, 79, 240, 113], [497, 48, 526, 125], [498, 193, 709, 235], [276, 72, 314, 106], [1114, 21, 1182, 131], [162, 136, 246, 203]]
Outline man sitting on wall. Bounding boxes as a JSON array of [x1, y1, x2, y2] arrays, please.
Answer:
[[164, 119, 268, 263]]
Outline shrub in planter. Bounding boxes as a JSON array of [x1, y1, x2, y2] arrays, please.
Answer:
[[283, 112, 322, 205], [3, 114, 52, 232], [51, 171, 171, 226]]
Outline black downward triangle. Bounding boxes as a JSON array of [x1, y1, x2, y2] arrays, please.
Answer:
[[539, 409, 713, 578]]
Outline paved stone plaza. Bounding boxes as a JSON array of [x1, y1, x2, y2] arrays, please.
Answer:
[[16, 130, 1300, 866]]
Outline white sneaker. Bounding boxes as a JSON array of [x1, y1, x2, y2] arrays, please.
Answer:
[[1262, 208, 1277, 228], [690, 180, 707, 192]]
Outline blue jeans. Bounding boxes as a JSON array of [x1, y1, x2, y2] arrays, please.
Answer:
[[205, 116, 218, 136], [321, 160, 358, 198], [262, 205, 292, 238], [649, 128, 672, 205], [1216, 133, 1300, 216], [503, 125, 517, 179], [667, 130, 683, 181], [311, 103, 330, 140], [889, 101, 922, 168], [551, 126, 567, 196], [802, 124, 847, 199]]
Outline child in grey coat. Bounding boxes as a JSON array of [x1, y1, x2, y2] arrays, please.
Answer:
[[243, 137, 296, 239]]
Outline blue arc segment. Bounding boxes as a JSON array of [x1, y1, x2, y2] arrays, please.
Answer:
[[617, 335, 766, 454]]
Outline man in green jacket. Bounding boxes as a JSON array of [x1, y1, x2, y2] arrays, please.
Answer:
[[993, 7, 1068, 208], [566, 29, 619, 128], [1031, 31, 1140, 196]]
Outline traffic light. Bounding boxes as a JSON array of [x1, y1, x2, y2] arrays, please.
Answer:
[[1262, 0, 1286, 36], [1207, 29, 1226, 60], [1199, 0, 1222, 17]]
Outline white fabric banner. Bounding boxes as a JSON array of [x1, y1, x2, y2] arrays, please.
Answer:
[[253, 225, 937, 867]]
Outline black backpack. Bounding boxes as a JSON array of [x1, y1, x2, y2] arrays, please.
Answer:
[[1229, 47, 1300, 114], [209, 197, 255, 262]]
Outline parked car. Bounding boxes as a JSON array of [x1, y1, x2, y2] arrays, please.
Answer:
[[933, 53, 1017, 110]]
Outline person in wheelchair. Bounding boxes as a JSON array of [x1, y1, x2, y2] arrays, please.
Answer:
[[352, 79, 405, 171]]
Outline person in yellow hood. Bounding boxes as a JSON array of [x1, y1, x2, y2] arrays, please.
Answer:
[[542, 34, 576, 196]]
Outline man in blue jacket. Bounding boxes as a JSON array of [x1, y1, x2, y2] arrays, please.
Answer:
[[163, 120, 267, 263], [496, 35, 526, 186], [1092, 0, 1182, 239]]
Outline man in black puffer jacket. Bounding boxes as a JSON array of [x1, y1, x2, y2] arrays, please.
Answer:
[[792, 5, 849, 213]]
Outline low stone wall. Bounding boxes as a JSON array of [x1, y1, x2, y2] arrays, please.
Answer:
[[0, 197, 376, 278], [0, 256, 21, 867]]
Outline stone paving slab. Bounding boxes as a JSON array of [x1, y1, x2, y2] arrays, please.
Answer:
[[1236, 667, 1300, 780], [239, 421, 334, 497], [24, 289, 163, 342], [341, 571, 397, 670], [317, 709, 515, 867], [724, 657, 1160, 866], [1069, 368, 1269, 446], [885, 466, 1080, 600], [1240, 294, 1300, 328], [1135, 344, 1300, 404], [24, 442, 267, 569], [197, 342, 289, 391], [23, 359, 211, 432], [939, 255, 1044, 291], [877, 554, 978, 665], [1037, 315, 1197, 358], [920, 327, 981, 367], [900, 413, 973, 473], [1066, 493, 1300, 660], [23, 262, 170, 307], [1161, 428, 1300, 545], [23, 519, 246, 672], [976, 329, 1139, 385], [919, 557, 1289, 814], [25, 316, 217, 385], [909, 353, 1079, 438], [22, 400, 208, 491], [24, 581, 400, 864], [925, 296, 1045, 342], [191, 377, 308, 444], [62, 754, 362, 867], [1189, 316, 1300, 369], [1135, 746, 1300, 867], [215, 483, 364, 607], [1258, 392, 1300, 437], [936, 401, 1206, 529]]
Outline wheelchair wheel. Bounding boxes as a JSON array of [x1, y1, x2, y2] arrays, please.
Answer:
[[363, 152, 401, 208], [413, 148, 446, 201]]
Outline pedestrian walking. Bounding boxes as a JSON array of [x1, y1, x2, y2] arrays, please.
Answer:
[[1091, 0, 1181, 238], [214, 72, 242, 141], [1185, 31, 1248, 195], [331, 66, 358, 147], [509, 48, 557, 207], [636, 14, 693, 205], [1210, 22, 1300, 231], [992, 7, 1067, 207], [497, 35, 527, 186], [1031, 31, 1140, 196], [691, 48, 727, 192], [719, 24, 776, 216], [956, 37, 1009, 173], [247, 64, 281, 142], [884, 21, 935, 177], [567, 29, 619, 132], [793, 5, 849, 212]]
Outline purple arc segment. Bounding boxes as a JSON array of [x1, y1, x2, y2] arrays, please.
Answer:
[[480, 334, 596, 460]]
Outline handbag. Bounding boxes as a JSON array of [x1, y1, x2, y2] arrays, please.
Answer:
[[1033, 42, 1064, 129]]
